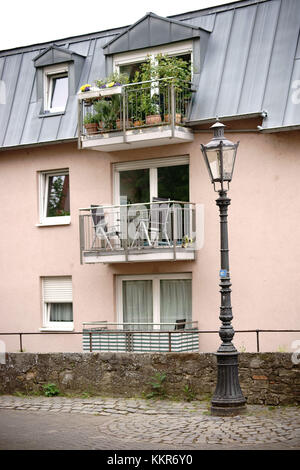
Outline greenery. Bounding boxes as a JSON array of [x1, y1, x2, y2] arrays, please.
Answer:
[[83, 112, 100, 125], [47, 175, 70, 217], [96, 72, 129, 88], [183, 385, 195, 402], [146, 372, 167, 399], [93, 95, 121, 130], [42, 383, 60, 397]]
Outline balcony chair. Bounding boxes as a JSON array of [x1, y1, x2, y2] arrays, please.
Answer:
[[174, 319, 186, 330], [90, 205, 120, 250], [130, 206, 152, 249], [151, 197, 172, 247]]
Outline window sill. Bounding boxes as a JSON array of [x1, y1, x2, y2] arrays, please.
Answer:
[[40, 327, 74, 332], [39, 111, 65, 118], [36, 217, 71, 227]]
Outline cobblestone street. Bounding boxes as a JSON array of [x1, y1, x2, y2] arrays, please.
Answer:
[[0, 395, 299, 450]]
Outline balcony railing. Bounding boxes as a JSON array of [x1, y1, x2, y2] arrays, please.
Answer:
[[77, 78, 194, 151], [82, 321, 199, 353], [79, 201, 196, 263]]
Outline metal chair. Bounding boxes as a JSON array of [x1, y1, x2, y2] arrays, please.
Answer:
[[151, 197, 172, 247], [91, 205, 120, 250]]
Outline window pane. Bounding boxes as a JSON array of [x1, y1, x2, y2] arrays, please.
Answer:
[[120, 62, 144, 82], [49, 303, 73, 322], [158, 165, 189, 201], [123, 280, 153, 330], [46, 174, 70, 217], [160, 279, 192, 330], [120, 169, 150, 204], [50, 75, 68, 109]]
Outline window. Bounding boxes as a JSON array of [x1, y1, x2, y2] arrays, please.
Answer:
[[41, 277, 73, 331], [114, 156, 189, 205], [39, 169, 70, 225], [117, 273, 192, 330], [114, 40, 193, 81], [43, 64, 68, 113]]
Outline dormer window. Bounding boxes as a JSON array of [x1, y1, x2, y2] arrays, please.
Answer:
[[44, 64, 69, 113]]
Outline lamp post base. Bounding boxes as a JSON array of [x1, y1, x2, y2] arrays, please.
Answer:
[[211, 351, 247, 417]]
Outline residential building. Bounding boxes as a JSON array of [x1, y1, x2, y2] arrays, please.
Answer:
[[0, 0, 299, 353]]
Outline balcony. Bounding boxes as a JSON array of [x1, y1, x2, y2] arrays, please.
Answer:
[[82, 321, 199, 352], [77, 78, 194, 152], [79, 201, 196, 264]]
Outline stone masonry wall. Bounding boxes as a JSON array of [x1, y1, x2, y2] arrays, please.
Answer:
[[0, 353, 299, 406]]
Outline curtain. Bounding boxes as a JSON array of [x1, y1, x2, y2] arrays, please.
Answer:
[[123, 280, 153, 330], [160, 279, 192, 329], [49, 303, 73, 322]]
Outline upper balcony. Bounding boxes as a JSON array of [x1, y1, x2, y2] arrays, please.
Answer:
[[77, 78, 194, 152], [79, 201, 196, 264]]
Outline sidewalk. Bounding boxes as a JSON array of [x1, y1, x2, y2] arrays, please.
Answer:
[[0, 395, 299, 449]]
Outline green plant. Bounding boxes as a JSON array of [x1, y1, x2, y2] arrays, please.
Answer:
[[93, 97, 120, 130], [183, 385, 195, 402], [83, 112, 99, 125], [146, 372, 167, 399], [95, 72, 129, 88], [42, 383, 60, 397]]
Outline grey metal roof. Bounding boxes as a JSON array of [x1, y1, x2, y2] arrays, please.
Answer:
[[0, 0, 299, 149]]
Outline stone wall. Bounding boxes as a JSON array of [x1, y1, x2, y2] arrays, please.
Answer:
[[0, 352, 299, 406]]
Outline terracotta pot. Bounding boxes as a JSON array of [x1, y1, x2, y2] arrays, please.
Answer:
[[116, 119, 133, 129], [164, 113, 182, 124], [84, 123, 98, 135], [133, 120, 143, 127], [146, 114, 162, 125]]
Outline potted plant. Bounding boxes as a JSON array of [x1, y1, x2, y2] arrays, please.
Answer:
[[83, 112, 99, 135], [156, 54, 191, 124]]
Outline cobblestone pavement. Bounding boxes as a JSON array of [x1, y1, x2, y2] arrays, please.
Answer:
[[0, 395, 299, 450]]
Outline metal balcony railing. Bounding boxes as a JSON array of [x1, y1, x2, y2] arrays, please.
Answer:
[[82, 321, 199, 353], [78, 77, 193, 145], [79, 201, 196, 263]]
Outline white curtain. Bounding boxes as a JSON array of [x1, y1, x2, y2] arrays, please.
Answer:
[[49, 303, 73, 322], [123, 280, 153, 330], [160, 279, 192, 329]]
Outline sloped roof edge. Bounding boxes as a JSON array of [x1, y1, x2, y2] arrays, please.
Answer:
[[33, 44, 86, 63], [102, 11, 211, 52]]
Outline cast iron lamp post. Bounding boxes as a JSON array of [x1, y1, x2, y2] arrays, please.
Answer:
[[201, 121, 246, 416]]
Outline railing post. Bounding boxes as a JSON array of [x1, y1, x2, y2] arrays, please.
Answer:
[[77, 99, 82, 150], [122, 88, 127, 143], [89, 332, 92, 352], [168, 331, 172, 352], [256, 330, 260, 352], [79, 214, 85, 265], [19, 333, 23, 352], [171, 82, 175, 138], [172, 205, 177, 260]]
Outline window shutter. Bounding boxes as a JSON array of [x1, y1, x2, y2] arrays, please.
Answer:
[[43, 277, 72, 302]]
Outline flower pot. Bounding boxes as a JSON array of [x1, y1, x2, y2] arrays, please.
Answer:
[[164, 113, 182, 124], [133, 120, 143, 127], [116, 119, 132, 129], [84, 123, 98, 135], [146, 114, 162, 125]]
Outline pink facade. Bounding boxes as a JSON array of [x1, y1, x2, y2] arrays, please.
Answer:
[[0, 128, 299, 353]]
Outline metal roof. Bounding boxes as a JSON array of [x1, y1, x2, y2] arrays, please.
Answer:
[[0, 0, 299, 149]]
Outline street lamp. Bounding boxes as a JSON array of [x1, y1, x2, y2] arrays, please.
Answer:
[[201, 121, 246, 416]]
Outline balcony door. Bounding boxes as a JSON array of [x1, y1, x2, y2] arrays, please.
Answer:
[[114, 156, 189, 205], [117, 274, 192, 330]]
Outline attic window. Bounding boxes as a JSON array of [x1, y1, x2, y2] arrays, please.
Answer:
[[113, 40, 193, 81], [44, 64, 69, 113]]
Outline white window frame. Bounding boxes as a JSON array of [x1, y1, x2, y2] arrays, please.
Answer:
[[43, 64, 69, 113], [38, 169, 70, 226], [116, 273, 192, 329], [41, 276, 74, 331], [113, 40, 193, 78], [113, 155, 190, 205]]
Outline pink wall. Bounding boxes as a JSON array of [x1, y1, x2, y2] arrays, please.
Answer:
[[0, 130, 299, 353]]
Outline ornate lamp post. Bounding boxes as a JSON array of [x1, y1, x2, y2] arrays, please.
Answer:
[[201, 121, 246, 416]]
